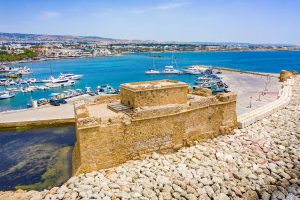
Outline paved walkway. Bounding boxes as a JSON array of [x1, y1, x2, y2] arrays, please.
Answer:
[[0, 94, 97, 128], [0, 104, 75, 128]]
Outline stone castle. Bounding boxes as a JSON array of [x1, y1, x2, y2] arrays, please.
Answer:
[[72, 80, 237, 175]]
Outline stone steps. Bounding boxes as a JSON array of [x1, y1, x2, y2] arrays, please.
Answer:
[[107, 103, 132, 113]]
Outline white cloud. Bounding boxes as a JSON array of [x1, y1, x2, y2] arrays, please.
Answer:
[[155, 2, 190, 10], [41, 11, 61, 20]]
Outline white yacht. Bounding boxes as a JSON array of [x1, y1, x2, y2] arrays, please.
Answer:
[[60, 73, 83, 80], [162, 66, 182, 74], [0, 91, 15, 99], [145, 69, 160, 74], [45, 76, 75, 88]]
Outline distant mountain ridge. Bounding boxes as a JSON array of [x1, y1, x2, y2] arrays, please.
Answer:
[[0, 32, 117, 42]]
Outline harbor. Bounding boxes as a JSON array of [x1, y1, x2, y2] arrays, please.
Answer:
[[0, 66, 280, 128], [0, 63, 119, 110], [0, 51, 292, 112]]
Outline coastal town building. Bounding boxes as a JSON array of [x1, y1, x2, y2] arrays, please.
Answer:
[[72, 80, 237, 175]]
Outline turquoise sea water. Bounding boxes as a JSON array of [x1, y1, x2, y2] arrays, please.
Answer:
[[0, 51, 300, 112], [0, 125, 75, 191]]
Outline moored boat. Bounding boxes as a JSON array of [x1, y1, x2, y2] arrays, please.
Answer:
[[0, 65, 15, 73], [60, 73, 83, 80], [17, 66, 33, 75], [145, 69, 160, 74], [95, 85, 118, 94], [5, 87, 20, 92], [162, 66, 182, 74], [0, 91, 15, 99], [45, 80, 75, 88], [183, 66, 204, 75]]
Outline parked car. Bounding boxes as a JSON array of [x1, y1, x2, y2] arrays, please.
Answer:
[[49, 99, 60, 106], [57, 99, 67, 104]]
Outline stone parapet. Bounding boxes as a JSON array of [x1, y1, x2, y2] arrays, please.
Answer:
[[120, 80, 189, 108], [279, 70, 297, 82]]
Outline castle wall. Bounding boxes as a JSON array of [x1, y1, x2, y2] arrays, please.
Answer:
[[120, 80, 188, 108], [72, 93, 237, 175]]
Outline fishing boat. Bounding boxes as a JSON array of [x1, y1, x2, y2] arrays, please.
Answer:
[[162, 66, 182, 74], [61, 90, 72, 99], [85, 87, 95, 96], [85, 87, 92, 93], [0, 91, 15, 99], [76, 89, 84, 95], [66, 89, 77, 98], [211, 81, 227, 93], [193, 75, 227, 93], [95, 85, 117, 95]]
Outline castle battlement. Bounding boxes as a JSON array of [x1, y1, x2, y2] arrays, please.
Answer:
[[72, 80, 237, 175]]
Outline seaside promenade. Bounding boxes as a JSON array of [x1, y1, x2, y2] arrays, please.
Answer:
[[0, 104, 75, 128], [0, 94, 95, 128]]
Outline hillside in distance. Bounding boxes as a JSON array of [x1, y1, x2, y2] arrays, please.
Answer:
[[0, 32, 118, 42], [0, 32, 297, 47]]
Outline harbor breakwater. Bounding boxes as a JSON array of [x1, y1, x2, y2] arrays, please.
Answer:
[[0, 75, 298, 199]]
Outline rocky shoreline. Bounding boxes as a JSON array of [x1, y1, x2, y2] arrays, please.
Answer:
[[1, 76, 299, 200]]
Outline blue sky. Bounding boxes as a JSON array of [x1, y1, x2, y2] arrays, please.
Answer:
[[0, 0, 300, 44]]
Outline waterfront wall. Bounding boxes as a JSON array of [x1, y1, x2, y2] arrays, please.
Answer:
[[72, 85, 237, 175], [237, 75, 296, 128]]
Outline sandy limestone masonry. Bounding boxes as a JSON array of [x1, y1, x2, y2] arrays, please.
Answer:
[[72, 80, 237, 175]]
